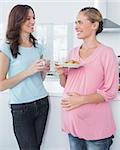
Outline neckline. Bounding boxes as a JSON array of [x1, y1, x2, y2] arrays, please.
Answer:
[[19, 45, 33, 49], [77, 43, 103, 64], [78, 43, 102, 61]]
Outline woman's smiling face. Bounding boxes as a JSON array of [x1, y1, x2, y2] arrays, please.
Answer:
[[75, 12, 98, 40], [21, 9, 35, 34]]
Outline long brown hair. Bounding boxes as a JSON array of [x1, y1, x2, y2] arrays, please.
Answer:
[[6, 4, 37, 58]]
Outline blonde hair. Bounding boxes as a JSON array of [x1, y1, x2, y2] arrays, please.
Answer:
[[80, 7, 103, 35]]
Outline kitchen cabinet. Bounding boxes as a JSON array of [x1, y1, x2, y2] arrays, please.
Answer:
[[0, 88, 120, 150], [110, 100, 120, 150], [41, 96, 69, 150], [0, 91, 18, 150]]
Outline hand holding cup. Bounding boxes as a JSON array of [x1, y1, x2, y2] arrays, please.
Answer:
[[41, 59, 50, 73]]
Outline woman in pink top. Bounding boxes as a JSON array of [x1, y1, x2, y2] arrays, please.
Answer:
[[55, 7, 118, 150]]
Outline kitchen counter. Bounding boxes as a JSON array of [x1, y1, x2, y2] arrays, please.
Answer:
[[44, 79, 64, 97]]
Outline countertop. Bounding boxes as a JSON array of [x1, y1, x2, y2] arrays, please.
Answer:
[[43, 79, 64, 97]]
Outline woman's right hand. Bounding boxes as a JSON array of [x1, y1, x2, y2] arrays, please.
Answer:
[[25, 59, 46, 77], [55, 64, 64, 75], [55, 63, 67, 87]]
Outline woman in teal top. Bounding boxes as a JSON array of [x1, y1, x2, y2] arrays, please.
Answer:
[[0, 5, 49, 150]]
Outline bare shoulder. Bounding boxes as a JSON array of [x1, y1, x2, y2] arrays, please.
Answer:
[[0, 51, 9, 62], [0, 52, 9, 80]]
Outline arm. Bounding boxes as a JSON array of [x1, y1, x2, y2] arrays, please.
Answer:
[[0, 52, 27, 91], [61, 92, 104, 111], [55, 65, 67, 87], [39, 55, 46, 81], [81, 93, 104, 104], [40, 59, 50, 81], [0, 52, 48, 91], [41, 72, 46, 81], [59, 73, 67, 88]]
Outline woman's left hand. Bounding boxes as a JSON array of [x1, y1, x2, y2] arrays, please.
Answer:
[[41, 59, 50, 73], [61, 92, 84, 111], [43, 64, 50, 73]]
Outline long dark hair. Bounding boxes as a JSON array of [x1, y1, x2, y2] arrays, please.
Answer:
[[6, 4, 37, 58]]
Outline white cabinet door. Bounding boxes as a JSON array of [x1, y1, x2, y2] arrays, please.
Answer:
[[110, 100, 120, 150], [0, 92, 19, 150], [41, 96, 70, 150]]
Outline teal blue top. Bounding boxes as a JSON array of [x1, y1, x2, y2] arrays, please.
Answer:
[[0, 42, 48, 104]]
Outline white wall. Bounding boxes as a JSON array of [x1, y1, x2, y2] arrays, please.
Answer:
[[99, 0, 120, 55], [0, 0, 93, 24], [108, 1, 120, 25]]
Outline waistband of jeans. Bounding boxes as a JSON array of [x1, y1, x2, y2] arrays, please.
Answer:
[[11, 96, 48, 108]]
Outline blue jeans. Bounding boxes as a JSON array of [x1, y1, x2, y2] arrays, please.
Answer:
[[11, 96, 49, 150], [68, 133, 114, 150]]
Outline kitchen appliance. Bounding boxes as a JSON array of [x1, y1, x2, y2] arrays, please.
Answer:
[[94, 0, 120, 32], [118, 56, 120, 90]]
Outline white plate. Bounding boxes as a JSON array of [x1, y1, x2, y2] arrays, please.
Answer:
[[57, 63, 83, 68]]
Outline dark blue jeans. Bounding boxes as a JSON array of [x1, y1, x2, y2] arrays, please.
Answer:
[[11, 96, 49, 150], [68, 133, 114, 150]]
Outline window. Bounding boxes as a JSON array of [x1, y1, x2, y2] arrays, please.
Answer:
[[53, 25, 68, 61], [35, 25, 47, 46], [35, 23, 73, 62]]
